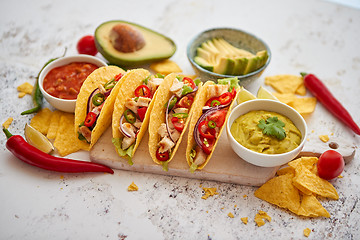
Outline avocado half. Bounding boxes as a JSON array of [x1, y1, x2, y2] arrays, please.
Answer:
[[95, 20, 176, 67]]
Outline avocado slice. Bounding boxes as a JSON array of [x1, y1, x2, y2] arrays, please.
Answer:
[[194, 56, 214, 72], [232, 57, 249, 75], [214, 57, 235, 75], [95, 20, 176, 67]]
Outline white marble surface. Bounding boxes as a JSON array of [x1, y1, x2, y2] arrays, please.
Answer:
[[0, 0, 359, 239]]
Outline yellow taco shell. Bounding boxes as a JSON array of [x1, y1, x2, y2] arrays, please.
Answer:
[[74, 65, 125, 149], [148, 73, 202, 168], [112, 68, 154, 163], [186, 81, 239, 171]]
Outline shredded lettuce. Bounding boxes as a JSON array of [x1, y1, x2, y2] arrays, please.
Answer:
[[194, 78, 202, 86], [112, 137, 134, 165], [218, 77, 239, 91], [161, 161, 169, 171]]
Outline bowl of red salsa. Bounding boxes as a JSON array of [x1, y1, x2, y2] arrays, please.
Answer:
[[39, 55, 107, 112]]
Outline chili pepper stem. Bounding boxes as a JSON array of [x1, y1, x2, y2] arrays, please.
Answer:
[[3, 128, 13, 139], [300, 72, 307, 77]]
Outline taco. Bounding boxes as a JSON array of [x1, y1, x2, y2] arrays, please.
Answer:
[[112, 69, 165, 164], [75, 65, 125, 149], [148, 73, 202, 171], [186, 77, 240, 172]]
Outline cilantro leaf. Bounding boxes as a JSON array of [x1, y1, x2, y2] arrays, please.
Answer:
[[257, 117, 286, 140]]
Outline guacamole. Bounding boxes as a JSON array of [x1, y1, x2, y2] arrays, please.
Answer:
[[230, 110, 302, 154]]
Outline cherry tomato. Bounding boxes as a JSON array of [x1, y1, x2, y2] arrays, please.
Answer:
[[76, 35, 98, 56], [199, 135, 215, 155], [171, 117, 185, 132], [137, 107, 147, 122], [198, 121, 216, 139], [218, 92, 233, 105], [176, 95, 194, 109], [207, 109, 227, 128], [317, 150, 345, 180], [134, 85, 152, 98], [205, 97, 221, 107], [182, 77, 196, 89], [84, 112, 97, 127], [156, 148, 170, 161]]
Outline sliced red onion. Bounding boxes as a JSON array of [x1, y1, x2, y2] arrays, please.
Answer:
[[104, 89, 112, 98], [119, 114, 132, 138], [202, 100, 230, 114], [87, 88, 99, 114], [166, 94, 177, 142]]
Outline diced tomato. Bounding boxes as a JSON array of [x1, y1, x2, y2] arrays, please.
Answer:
[[207, 109, 227, 128], [176, 95, 194, 109], [218, 92, 233, 105], [205, 97, 221, 107], [137, 107, 147, 122], [198, 121, 216, 139], [171, 117, 185, 132], [182, 77, 196, 89], [84, 112, 97, 127], [199, 136, 215, 155], [134, 85, 152, 98], [156, 148, 170, 161]]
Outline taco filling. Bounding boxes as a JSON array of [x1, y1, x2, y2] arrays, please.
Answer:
[[115, 74, 164, 159], [189, 78, 239, 172], [78, 73, 124, 142], [156, 76, 198, 163]]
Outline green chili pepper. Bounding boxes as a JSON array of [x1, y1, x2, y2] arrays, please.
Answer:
[[211, 100, 221, 107], [208, 120, 216, 129], [104, 79, 115, 90], [92, 93, 105, 106], [167, 96, 178, 109], [124, 109, 136, 124], [173, 113, 188, 119], [21, 48, 67, 115], [155, 73, 165, 79], [181, 85, 193, 96]]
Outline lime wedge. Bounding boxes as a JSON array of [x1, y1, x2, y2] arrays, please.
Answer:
[[237, 86, 256, 104], [257, 86, 278, 100], [24, 123, 54, 154]]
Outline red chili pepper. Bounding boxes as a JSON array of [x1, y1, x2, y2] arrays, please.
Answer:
[[84, 112, 97, 127], [3, 128, 114, 174], [134, 85, 151, 98], [301, 73, 360, 135]]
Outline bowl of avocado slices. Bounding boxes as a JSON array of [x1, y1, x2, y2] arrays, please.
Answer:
[[187, 28, 271, 82]]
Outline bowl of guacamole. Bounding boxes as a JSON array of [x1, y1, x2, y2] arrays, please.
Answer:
[[226, 99, 307, 167]]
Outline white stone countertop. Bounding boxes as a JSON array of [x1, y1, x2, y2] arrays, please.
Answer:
[[0, 0, 359, 239]]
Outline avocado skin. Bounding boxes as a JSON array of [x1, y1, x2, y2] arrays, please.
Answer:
[[95, 20, 176, 67]]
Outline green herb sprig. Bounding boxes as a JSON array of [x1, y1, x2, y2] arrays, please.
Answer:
[[257, 117, 286, 140]]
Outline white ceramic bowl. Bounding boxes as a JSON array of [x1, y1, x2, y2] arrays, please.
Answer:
[[226, 99, 307, 167], [39, 55, 107, 113]]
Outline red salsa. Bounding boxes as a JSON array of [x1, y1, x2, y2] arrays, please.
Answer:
[[43, 62, 98, 99]]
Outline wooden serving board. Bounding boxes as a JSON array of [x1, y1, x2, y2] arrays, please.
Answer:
[[90, 127, 355, 187]]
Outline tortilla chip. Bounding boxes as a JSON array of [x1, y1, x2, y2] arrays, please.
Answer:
[[254, 211, 271, 227], [296, 83, 306, 96], [276, 166, 295, 176], [30, 108, 52, 135], [54, 113, 90, 156], [319, 135, 329, 143], [201, 187, 219, 199], [289, 97, 317, 115], [127, 182, 139, 191], [303, 228, 312, 237], [112, 69, 151, 163], [254, 174, 301, 214], [150, 59, 182, 75], [292, 165, 339, 199], [273, 93, 297, 105], [265, 75, 303, 94], [288, 157, 318, 171], [74, 66, 125, 149], [46, 110, 62, 139], [241, 217, 248, 224], [228, 212, 234, 218], [17, 82, 33, 94], [18, 92, 26, 98], [2, 117, 13, 129], [297, 194, 330, 218]]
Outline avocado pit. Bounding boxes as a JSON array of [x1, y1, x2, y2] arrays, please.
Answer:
[[109, 23, 146, 53]]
